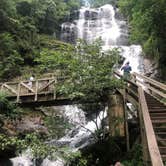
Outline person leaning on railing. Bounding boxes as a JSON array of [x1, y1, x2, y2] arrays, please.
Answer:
[[121, 62, 132, 80]]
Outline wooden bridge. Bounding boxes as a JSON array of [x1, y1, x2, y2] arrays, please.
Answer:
[[0, 72, 166, 165], [0, 76, 78, 106]]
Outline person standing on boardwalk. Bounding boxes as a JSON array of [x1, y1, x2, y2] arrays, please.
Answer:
[[27, 75, 35, 92], [121, 62, 132, 80]]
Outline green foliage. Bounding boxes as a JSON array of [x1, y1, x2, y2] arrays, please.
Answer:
[[0, 91, 22, 119], [36, 39, 122, 101], [118, 0, 166, 79], [0, 134, 19, 151], [0, 0, 16, 18], [0, 91, 14, 115], [121, 144, 143, 166], [15, 0, 81, 35], [23, 133, 57, 159], [0, 33, 23, 79], [44, 115, 72, 139], [0, 0, 81, 80], [65, 150, 88, 166], [0, 133, 57, 159]]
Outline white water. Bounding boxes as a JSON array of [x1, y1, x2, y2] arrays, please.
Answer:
[[75, 4, 144, 73], [57, 106, 107, 150], [11, 105, 107, 166]]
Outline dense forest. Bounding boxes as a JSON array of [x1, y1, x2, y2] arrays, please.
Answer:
[[118, 0, 166, 80], [0, 0, 81, 80]]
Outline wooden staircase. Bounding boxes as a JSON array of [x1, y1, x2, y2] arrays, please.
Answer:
[[145, 93, 166, 162], [114, 71, 166, 165]]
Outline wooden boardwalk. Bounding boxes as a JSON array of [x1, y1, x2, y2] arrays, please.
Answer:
[[0, 76, 75, 106]]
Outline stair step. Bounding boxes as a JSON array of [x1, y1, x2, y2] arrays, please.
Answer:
[[156, 132, 166, 137], [152, 119, 166, 124], [154, 127, 166, 132], [148, 106, 166, 109], [159, 147, 166, 154], [149, 108, 166, 111], [151, 117, 166, 120], [161, 154, 166, 161], [150, 113, 166, 116], [153, 124, 166, 128], [157, 138, 166, 146], [150, 115, 166, 119], [147, 103, 165, 107]]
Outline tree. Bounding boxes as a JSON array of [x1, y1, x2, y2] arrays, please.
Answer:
[[35, 39, 122, 101], [0, 33, 23, 79]]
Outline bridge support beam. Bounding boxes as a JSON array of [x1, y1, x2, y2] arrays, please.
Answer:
[[107, 93, 125, 137]]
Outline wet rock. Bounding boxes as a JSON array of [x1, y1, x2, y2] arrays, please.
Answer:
[[41, 158, 65, 166], [61, 22, 77, 43], [16, 116, 48, 135], [143, 58, 158, 78], [84, 10, 98, 20]]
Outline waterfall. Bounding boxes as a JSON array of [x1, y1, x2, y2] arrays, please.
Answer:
[[10, 3, 145, 166], [61, 4, 144, 73]]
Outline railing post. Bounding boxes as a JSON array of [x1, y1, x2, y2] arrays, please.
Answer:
[[123, 88, 130, 151], [17, 83, 21, 103], [132, 74, 137, 83], [53, 78, 57, 100], [138, 101, 150, 165], [35, 80, 38, 101], [107, 92, 125, 137]]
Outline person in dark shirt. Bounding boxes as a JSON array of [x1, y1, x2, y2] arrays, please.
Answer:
[[121, 62, 132, 80]]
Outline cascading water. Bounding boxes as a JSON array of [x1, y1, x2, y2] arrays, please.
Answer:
[[10, 105, 107, 166], [61, 3, 144, 73], [48, 106, 107, 150]]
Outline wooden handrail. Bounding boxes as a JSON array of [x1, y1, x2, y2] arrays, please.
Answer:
[[133, 72, 166, 92], [114, 71, 166, 103], [138, 87, 164, 166]]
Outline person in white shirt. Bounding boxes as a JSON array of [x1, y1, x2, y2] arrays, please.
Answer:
[[27, 75, 35, 91]]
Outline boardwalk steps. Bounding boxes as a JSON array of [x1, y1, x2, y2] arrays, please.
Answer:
[[114, 71, 166, 165], [145, 93, 166, 162]]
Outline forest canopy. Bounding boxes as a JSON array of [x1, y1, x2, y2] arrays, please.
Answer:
[[0, 0, 81, 80]]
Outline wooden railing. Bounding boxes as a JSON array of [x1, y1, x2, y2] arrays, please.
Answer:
[[114, 71, 166, 103], [0, 77, 58, 103], [132, 72, 166, 103]]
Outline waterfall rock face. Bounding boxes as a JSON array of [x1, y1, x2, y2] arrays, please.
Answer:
[[61, 4, 128, 45], [61, 22, 77, 43]]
